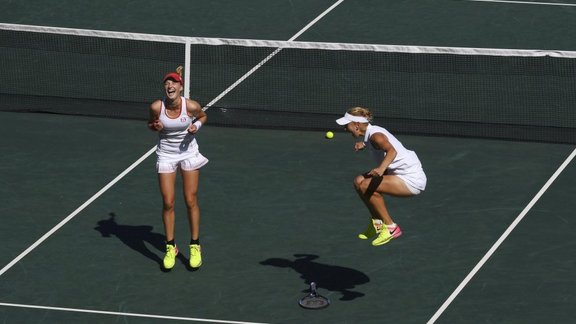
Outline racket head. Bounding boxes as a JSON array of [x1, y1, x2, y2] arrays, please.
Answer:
[[298, 293, 330, 309]]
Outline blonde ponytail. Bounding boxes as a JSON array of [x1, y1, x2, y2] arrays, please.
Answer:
[[175, 65, 184, 78]]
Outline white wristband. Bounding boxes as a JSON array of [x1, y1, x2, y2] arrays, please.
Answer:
[[193, 120, 202, 130]]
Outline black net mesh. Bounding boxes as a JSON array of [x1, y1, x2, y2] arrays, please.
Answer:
[[0, 30, 183, 119], [1, 28, 575, 143]]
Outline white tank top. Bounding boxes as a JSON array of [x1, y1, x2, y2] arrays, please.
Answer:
[[364, 124, 426, 190], [156, 97, 199, 158]]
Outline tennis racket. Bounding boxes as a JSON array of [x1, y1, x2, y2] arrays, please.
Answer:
[[298, 282, 330, 310]]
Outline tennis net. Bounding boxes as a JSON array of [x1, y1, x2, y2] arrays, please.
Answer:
[[1, 23, 575, 143]]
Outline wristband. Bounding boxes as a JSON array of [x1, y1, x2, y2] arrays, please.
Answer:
[[193, 120, 202, 130]]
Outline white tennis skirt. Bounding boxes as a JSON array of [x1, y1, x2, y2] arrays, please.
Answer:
[[156, 151, 209, 173]]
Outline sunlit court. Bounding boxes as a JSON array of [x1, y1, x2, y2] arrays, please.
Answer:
[[1, 1, 575, 323]]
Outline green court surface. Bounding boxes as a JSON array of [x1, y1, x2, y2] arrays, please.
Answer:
[[0, 111, 574, 323], [1, 0, 576, 323]]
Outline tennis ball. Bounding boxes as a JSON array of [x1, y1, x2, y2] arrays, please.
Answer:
[[325, 131, 334, 139]]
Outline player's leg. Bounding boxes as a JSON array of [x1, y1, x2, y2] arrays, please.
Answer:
[[354, 175, 379, 218], [181, 168, 202, 268], [354, 175, 394, 224], [181, 169, 200, 241], [158, 171, 178, 241], [357, 174, 415, 224], [373, 175, 415, 197], [354, 175, 386, 239], [356, 175, 409, 245], [158, 170, 178, 269]]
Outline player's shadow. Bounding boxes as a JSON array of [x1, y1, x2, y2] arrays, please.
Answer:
[[94, 213, 187, 271], [260, 254, 370, 301]]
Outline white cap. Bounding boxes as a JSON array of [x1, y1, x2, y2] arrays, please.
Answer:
[[335, 113, 369, 125]]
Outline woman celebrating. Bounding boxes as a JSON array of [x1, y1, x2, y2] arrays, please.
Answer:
[[148, 66, 208, 269], [336, 107, 426, 246]]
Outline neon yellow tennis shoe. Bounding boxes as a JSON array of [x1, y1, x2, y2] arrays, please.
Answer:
[[358, 219, 382, 240], [163, 244, 179, 270], [189, 244, 202, 269], [371, 229, 393, 246]]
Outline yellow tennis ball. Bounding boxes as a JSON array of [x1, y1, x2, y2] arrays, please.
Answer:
[[325, 131, 334, 139]]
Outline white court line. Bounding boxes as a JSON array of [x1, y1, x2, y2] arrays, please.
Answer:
[[465, 0, 576, 6], [427, 147, 576, 324], [0, 302, 268, 324], [0, 0, 344, 321]]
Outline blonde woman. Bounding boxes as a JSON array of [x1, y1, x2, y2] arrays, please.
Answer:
[[148, 67, 208, 269], [336, 107, 426, 246]]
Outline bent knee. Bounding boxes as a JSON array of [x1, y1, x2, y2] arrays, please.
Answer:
[[353, 175, 365, 190], [354, 176, 372, 193]]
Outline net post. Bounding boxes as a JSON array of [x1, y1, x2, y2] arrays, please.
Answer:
[[184, 39, 191, 98]]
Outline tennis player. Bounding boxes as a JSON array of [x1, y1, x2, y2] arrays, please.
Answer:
[[336, 107, 426, 246], [148, 66, 208, 269]]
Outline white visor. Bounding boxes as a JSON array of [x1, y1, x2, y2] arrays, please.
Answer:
[[336, 113, 369, 125]]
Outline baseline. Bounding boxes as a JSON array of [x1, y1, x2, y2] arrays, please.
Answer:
[[0, 302, 268, 324]]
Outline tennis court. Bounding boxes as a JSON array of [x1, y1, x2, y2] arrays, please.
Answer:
[[1, 1, 575, 323]]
